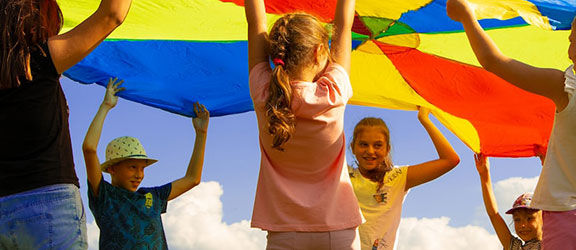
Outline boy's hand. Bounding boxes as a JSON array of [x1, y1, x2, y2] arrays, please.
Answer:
[[474, 153, 490, 177], [193, 102, 209, 134], [446, 0, 474, 23], [102, 77, 125, 109]]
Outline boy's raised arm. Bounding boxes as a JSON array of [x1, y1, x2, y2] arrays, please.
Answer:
[[82, 78, 124, 197], [168, 102, 209, 201]]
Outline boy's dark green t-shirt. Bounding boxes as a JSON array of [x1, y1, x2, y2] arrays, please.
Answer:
[[88, 179, 172, 250]]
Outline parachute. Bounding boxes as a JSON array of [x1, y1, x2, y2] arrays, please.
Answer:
[[60, 0, 576, 157]]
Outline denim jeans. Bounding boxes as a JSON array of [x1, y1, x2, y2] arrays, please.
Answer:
[[0, 184, 87, 250]]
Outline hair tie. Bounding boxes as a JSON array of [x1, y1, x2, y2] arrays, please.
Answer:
[[273, 58, 285, 67]]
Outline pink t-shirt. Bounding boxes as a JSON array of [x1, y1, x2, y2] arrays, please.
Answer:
[[249, 62, 362, 231]]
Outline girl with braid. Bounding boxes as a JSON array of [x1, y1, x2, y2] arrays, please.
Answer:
[[245, 0, 361, 249]]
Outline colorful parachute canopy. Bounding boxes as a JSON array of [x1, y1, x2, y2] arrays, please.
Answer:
[[60, 0, 576, 157]]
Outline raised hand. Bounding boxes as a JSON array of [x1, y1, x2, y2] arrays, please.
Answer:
[[102, 77, 125, 109], [474, 153, 490, 177], [417, 106, 431, 123], [192, 102, 210, 134], [446, 0, 475, 23]]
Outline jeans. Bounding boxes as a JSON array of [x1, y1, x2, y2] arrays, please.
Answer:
[[0, 184, 87, 250]]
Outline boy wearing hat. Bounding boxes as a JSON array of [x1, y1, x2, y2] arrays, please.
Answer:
[[82, 78, 210, 249]]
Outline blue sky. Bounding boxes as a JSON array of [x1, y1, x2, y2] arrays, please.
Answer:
[[63, 76, 543, 248]]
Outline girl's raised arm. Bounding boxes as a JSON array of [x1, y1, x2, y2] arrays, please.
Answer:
[[48, 0, 133, 74], [446, 0, 568, 110], [405, 108, 460, 190], [331, 0, 356, 74], [475, 154, 513, 249], [245, 0, 269, 72]]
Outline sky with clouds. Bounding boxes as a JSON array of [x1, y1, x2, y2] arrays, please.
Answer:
[[62, 77, 543, 250]]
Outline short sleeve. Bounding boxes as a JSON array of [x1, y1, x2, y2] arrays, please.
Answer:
[[509, 236, 523, 250], [393, 166, 409, 192], [249, 62, 272, 104], [564, 65, 575, 99], [140, 183, 172, 213], [318, 63, 353, 102], [87, 178, 111, 214]]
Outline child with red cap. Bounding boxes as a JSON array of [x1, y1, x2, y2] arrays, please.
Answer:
[[475, 154, 541, 250]]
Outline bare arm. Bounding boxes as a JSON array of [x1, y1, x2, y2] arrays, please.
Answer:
[[48, 0, 133, 74], [475, 154, 512, 249], [331, 0, 356, 73], [245, 0, 269, 72], [82, 78, 125, 196], [405, 108, 460, 190], [168, 102, 209, 201], [446, 0, 568, 110]]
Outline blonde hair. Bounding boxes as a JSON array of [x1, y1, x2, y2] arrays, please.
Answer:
[[266, 13, 330, 151], [1, 0, 62, 89], [351, 117, 393, 190]]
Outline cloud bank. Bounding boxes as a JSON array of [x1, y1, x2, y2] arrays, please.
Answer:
[[86, 176, 539, 250]]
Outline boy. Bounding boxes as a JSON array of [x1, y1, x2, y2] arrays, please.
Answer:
[[82, 78, 209, 249]]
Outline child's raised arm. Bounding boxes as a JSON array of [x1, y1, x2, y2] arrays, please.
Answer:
[[168, 102, 209, 201], [82, 78, 125, 197], [331, 0, 356, 74], [446, 0, 568, 110], [405, 107, 460, 190], [475, 154, 512, 249], [48, 0, 133, 74], [245, 0, 269, 72]]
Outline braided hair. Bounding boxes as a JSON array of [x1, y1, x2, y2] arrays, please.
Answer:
[[1, 0, 62, 89], [266, 13, 330, 151]]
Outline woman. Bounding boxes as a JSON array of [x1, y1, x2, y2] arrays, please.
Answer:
[[0, 0, 133, 248]]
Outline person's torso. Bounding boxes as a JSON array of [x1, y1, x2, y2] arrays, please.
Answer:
[[350, 166, 408, 250], [532, 66, 576, 211], [248, 62, 362, 231], [89, 180, 171, 249], [0, 43, 77, 197]]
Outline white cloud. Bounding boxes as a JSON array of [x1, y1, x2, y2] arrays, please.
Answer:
[[85, 177, 540, 250], [493, 176, 539, 212], [86, 181, 266, 250], [397, 217, 500, 250]]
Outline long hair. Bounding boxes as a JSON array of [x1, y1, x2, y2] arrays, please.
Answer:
[[266, 13, 330, 151], [1, 0, 63, 89], [350, 117, 393, 190]]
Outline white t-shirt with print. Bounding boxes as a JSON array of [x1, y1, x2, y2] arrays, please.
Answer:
[[349, 166, 408, 250]]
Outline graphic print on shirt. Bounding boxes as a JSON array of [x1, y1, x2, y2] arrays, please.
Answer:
[[372, 235, 390, 250], [373, 168, 403, 206], [145, 192, 153, 208], [373, 186, 390, 205]]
